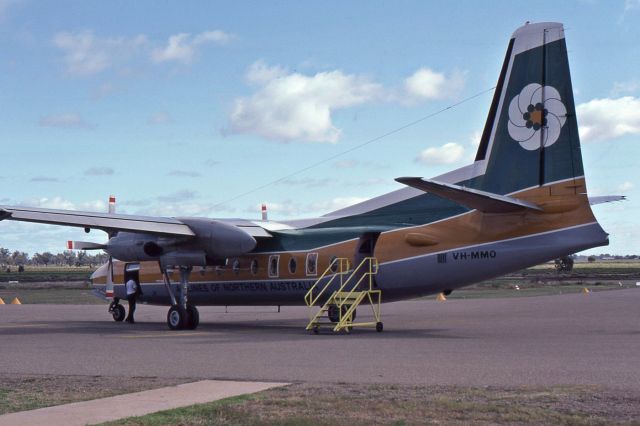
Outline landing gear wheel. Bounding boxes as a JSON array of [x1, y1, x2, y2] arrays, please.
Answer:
[[376, 322, 383, 333], [111, 304, 125, 322], [185, 305, 200, 330], [167, 305, 186, 330], [312, 326, 319, 334], [328, 305, 340, 322]]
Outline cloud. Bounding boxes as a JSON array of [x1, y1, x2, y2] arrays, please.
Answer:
[[15, 196, 107, 212], [194, 30, 234, 45], [29, 176, 60, 183], [248, 196, 369, 217], [90, 83, 119, 100], [167, 170, 201, 178], [53, 31, 147, 76], [39, 113, 91, 128], [203, 159, 220, 167], [611, 80, 640, 96], [404, 68, 465, 101], [147, 111, 172, 125], [0, 0, 20, 20], [617, 181, 634, 192], [333, 159, 359, 169], [624, 0, 640, 11], [84, 167, 114, 176], [276, 177, 334, 188], [415, 142, 466, 165], [156, 190, 197, 203], [229, 61, 382, 143], [151, 30, 234, 64], [577, 97, 640, 142]]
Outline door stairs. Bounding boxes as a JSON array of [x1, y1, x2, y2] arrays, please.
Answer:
[[304, 257, 383, 333]]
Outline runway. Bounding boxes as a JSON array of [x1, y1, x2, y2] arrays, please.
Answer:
[[1, 289, 639, 390]]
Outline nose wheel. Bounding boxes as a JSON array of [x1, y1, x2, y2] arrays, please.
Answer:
[[108, 299, 126, 322]]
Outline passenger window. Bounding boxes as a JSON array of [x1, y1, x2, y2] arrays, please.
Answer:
[[232, 259, 240, 275], [268, 255, 280, 278], [288, 257, 297, 274], [306, 253, 318, 276], [250, 259, 258, 275]]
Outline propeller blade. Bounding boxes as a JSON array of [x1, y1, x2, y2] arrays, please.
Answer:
[[105, 256, 114, 298], [67, 240, 106, 250]]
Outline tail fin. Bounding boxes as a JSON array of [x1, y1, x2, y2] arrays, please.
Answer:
[[471, 22, 583, 195]]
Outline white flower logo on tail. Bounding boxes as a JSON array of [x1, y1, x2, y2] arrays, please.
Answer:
[[507, 83, 567, 150]]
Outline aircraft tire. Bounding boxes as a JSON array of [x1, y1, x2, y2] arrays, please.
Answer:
[[167, 305, 186, 330], [376, 322, 383, 333], [185, 305, 200, 330], [328, 305, 340, 322], [112, 304, 125, 322]]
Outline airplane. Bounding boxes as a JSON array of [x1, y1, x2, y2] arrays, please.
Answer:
[[0, 22, 621, 331]]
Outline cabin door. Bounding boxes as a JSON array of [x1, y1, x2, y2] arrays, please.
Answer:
[[353, 232, 380, 288]]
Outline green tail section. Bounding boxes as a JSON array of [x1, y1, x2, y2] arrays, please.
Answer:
[[472, 22, 583, 194]]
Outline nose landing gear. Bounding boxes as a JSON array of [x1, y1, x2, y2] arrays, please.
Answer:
[[108, 298, 126, 322]]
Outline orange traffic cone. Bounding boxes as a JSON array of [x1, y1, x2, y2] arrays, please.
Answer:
[[436, 292, 447, 302], [10, 297, 21, 304], [0, 297, 5, 304]]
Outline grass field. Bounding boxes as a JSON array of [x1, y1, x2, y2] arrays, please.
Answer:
[[100, 383, 640, 425], [2, 377, 639, 425]]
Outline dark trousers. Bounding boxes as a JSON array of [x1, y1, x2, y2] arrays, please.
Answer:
[[126, 294, 137, 322]]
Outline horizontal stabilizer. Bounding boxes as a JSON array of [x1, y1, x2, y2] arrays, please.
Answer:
[[588, 195, 626, 206], [67, 240, 106, 250], [395, 177, 543, 214]]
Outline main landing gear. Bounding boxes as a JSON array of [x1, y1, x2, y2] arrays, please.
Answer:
[[160, 264, 200, 330]]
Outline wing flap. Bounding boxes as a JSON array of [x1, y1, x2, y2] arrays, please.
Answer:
[[395, 177, 543, 213]]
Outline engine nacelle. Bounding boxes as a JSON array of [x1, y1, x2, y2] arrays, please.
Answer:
[[178, 218, 257, 259], [104, 219, 256, 266], [105, 233, 179, 262]]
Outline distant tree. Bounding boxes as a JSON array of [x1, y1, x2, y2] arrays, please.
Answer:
[[588, 255, 596, 263], [40, 252, 54, 266], [0, 247, 10, 265], [62, 250, 77, 266], [11, 250, 29, 266]]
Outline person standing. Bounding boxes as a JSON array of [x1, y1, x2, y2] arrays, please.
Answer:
[[125, 277, 138, 323]]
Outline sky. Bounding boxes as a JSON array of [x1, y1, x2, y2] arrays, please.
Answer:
[[0, 0, 639, 255]]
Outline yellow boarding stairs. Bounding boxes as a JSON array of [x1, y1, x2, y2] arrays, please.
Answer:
[[304, 257, 383, 333]]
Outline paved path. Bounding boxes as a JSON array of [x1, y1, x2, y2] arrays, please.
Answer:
[[1, 289, 639, 389], [0, 380, 288, 426]]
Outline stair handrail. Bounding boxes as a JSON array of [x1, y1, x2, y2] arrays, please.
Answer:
[[304, 257, 350, 307], [333, 257, 378, 311]]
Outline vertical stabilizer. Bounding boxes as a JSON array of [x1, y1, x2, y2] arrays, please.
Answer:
[[472, 22, 583, 195]]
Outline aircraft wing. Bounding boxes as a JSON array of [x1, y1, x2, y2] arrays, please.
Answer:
[[588, 195, 626, 205], [395, 177, 543, 213], [0, 205, 275, 238], [0, 205, 196, 236]]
